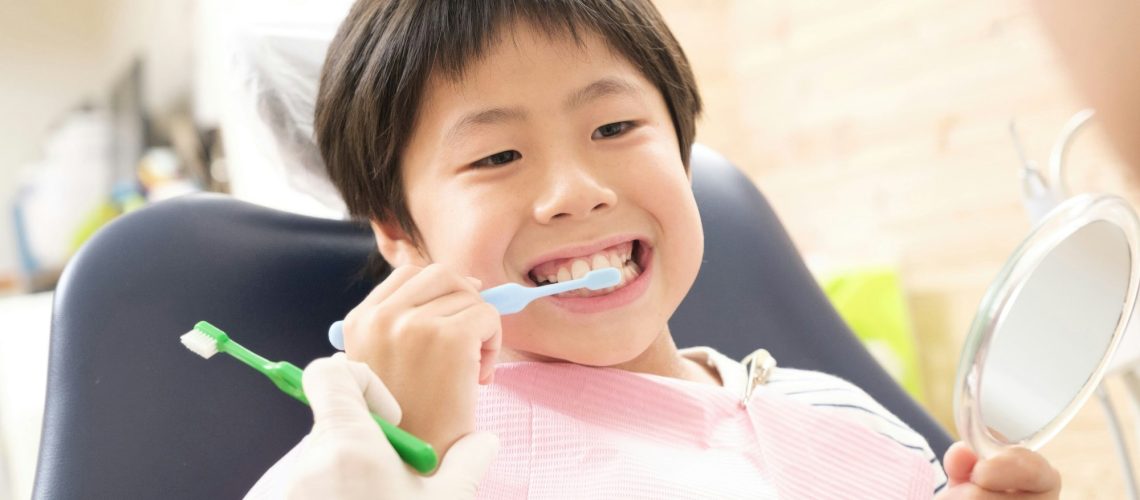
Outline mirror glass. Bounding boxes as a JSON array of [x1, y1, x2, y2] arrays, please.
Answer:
[[956, 194, 1140, 457]]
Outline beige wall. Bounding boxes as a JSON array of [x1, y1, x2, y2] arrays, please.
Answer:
[[656, 1, 1138, 498], [0, 2, 111, 175], [0, 0, 194, 170]]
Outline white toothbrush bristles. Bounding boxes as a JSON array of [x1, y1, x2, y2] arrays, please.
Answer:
[[180, 329, 220, 359]]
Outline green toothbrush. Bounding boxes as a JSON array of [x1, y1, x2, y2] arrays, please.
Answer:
[[179, 321, 438, 474]]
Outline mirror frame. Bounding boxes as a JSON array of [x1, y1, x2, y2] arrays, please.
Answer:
[[954, 194, 1140, 458]]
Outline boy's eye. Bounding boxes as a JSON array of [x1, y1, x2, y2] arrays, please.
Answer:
[[592, 121, 635, 139], [472, 150, 521, 168]]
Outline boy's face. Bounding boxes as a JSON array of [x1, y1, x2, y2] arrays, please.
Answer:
[[374, 22, 704, 366]]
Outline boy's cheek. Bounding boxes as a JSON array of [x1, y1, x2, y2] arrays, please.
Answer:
[[494, 314, 596, 363], [424, 222, 517, 278], [496, 316, 539, 357]]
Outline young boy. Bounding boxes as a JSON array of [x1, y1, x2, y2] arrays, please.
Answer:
[[250, 0, 1062, 497]]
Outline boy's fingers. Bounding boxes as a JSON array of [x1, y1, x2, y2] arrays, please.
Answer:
[[939, 483, 1015, 500], [942, 441, 979, 487], [469, 303, 502, 384], [342, 266, 422, 344], [359, 265, 422, 307], [418, 290, 485, 318], [479, 314, 502, 385], [971, 447, 1060, 494], [444, 303, 502, 385], [387, 263, 481, 309]]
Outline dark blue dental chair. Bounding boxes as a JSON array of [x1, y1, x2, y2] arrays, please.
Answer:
[[33, 144, 952, 499]]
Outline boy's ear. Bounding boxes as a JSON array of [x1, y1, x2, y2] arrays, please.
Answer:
[[369, 219, 430, 267]]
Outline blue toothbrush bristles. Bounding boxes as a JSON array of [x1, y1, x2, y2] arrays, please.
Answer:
[[581, 267, 621, 290]]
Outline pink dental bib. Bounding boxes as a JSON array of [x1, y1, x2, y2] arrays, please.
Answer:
[[474, 362, 933, 499]]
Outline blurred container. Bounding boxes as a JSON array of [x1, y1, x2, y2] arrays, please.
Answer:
[[818, 265, 927, 404], [12, 109, 113, 288]]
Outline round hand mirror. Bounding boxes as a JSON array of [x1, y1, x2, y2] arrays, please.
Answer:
[[954, 193, 1140, 458]]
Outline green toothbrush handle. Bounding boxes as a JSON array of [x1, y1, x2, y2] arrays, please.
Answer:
[[268, 362, 439, 474], [372, 414, 439, 473]]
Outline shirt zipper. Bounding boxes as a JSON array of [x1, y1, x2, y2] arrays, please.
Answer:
[[741, 348, 777, 408]]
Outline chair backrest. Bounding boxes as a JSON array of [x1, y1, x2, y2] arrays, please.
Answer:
[[34, 145, 950, 499]]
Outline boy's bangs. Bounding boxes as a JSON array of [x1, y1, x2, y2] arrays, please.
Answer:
[[427, 2, 603, 81]]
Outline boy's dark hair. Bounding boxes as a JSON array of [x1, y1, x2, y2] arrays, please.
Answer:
[[315, 0, 702, 253]]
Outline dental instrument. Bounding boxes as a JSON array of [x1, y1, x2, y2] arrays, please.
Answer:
[[328, 267, 622, 350], [180, 321, 439, 474]]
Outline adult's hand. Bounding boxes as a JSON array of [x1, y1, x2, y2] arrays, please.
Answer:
[[279, 354, 498, 500]]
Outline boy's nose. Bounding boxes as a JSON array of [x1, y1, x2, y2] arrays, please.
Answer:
[[532, 168, 617, 223]]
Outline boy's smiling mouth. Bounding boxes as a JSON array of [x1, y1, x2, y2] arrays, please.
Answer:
[[526, 237, 650, 299]]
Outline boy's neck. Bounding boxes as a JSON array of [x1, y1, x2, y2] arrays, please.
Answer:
[[500, 328, 722, 386], [614, 328, 722, 385]]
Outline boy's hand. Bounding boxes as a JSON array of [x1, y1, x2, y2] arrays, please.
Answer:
[[936, 441, 1061, 499], [341, 264, 502, 458]]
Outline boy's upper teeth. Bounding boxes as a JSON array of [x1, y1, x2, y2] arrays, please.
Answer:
[[555, 251, 626, 283], [571, 259, 591, 280], [532, 241, 634, 284]]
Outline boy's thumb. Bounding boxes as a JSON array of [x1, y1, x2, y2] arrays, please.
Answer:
[[432, 431, 499, 492]]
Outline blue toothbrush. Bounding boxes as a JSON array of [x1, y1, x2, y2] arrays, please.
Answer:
[[328, 267, 621, 350]]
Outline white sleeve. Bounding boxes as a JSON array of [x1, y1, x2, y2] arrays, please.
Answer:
[[244, 437, 308, 500], [767, 368, 950, 494]]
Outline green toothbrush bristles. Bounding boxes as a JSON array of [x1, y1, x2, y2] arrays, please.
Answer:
[[181, 322, 229, 359]]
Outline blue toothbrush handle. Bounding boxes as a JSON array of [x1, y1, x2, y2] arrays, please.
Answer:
[[479, 283, 535, 315], [328, 284, 525, 350], [329, 321, 346, 350], [328, 268, 620, 350]]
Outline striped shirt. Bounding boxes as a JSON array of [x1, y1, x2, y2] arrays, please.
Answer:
[[248, 348, 950, 498], [682, 346, 950, 495]]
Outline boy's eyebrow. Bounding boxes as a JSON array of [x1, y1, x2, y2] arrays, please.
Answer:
[[444, 78, 641, 143], [563, 77, 641, 110], [446, 107, 528, 144]]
